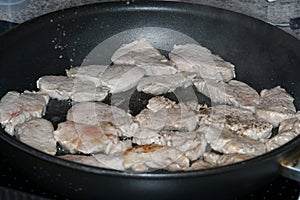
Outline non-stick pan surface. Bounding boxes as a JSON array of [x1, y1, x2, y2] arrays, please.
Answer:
[[1, 2, 300, 199]]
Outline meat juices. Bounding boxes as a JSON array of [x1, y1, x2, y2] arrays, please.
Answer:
[[54, 121, 131, 155], [60, 154, 125, 171], [15, 118, 57, 155], [67, 102, 138, 137], [37, 75, 109, 102], [136, 72, 196, 95], [123, 144, 190, 172], [256, 86, 296, 127], [0, 91, 49, 135], [198, 105, 273, 140], [67, 65, 145, 94], [111, 37, 177, 76], [134, 96, 198, 132], [169, 44, 235, 82], [193, 79, 260, 113]]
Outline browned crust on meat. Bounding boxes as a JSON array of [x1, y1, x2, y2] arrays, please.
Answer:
[[124, 144, 166, 155]]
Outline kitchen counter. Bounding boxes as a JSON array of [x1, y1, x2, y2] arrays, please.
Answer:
[[0, 0, 300, 39]]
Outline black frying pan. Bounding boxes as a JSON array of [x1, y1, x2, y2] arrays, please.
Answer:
[[1, 2, 300, 199]]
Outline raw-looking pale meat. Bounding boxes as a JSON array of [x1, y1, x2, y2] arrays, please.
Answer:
[[111, 37, 177, 76], [186, 159, 214, 171], [133, 129, 207, 161], [15, 118, 57, 155], [37, 75, 109, 102], [169, 44, 235, 82], [193, 79, 260, 112], [67, 102, 138, 137], [100, 65, 145, 94], [265, 113, 300, 151], [123, 144, 190, 172], [198, 125, 266, 156], [59, 154, 125, 171], [198, 105, 273, 140], [53, 121, 132, 155], [71, 80, 109, 102], [37, 76, 73, 100], [256, 86, 296, 127], [66, 65, 108, 86], [203, 152, 254, 166], [0, 91, 49, 135], [134, 96, 198, 132], [136, 72, 196, 95], [67, 65, 145, 94]]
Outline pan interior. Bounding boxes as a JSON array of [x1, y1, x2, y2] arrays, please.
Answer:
[[0, 2, 300, 173]]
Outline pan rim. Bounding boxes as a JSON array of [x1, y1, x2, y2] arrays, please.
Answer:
[[1, 1, 300, 178]]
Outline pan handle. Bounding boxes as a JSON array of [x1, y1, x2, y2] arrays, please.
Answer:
[[280, 146, 300, 182]]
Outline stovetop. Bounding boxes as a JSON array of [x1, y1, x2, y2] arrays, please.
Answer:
[[0, 20, 300, 200]]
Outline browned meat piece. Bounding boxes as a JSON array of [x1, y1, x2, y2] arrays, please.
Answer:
[[215, 153, 254, 165], [53, 121, 132, 155], [67, 102, 138, 137], [37, 75, 109, 102], [265, 131, 297, 151], [211, 132, 266, 156], [186, 159, 215, 171], [0, 91, 49, 135], [59, 154, 125, 171], [278, 112, 300, 133], [198, 105, 273, 140], [133, 129, 207, 161], [193, 79, 260, 112], [265, 113, 300, 151], [136, 72, 196, 95], [123, 144, 190, 172], [169, 44, 235, 82], [15, 118, 57, 155], [198, 125, 267, 156], [203, 152, 222, 164], [203, 152, 254, 166], [134, 96, 198, 132], [256, 86, 296, 127], [111, 37, 177, 76]]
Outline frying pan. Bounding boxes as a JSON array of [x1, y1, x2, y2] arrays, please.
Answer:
[[1, 1, 300, 199]]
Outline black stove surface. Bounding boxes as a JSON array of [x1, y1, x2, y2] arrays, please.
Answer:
[[0, 20, 300, 200]]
